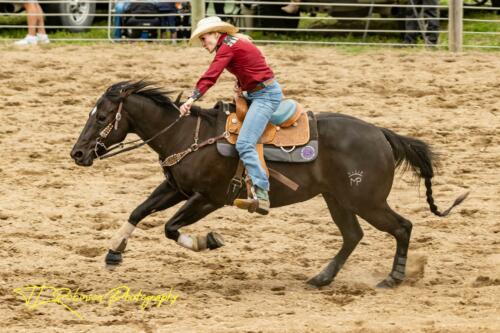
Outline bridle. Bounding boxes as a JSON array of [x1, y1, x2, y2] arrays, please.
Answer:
[[93, 98, 183, 160], [93, 96, 228, 166]]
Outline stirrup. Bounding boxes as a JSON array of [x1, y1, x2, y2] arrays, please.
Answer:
[[234, 178, 270, 215], [233, 197, 269, 215]]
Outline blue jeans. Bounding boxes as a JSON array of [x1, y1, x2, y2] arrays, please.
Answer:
[[236, 80, 283, 192]]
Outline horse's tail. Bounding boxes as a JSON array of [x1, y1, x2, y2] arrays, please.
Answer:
[[380, 127, 469, 217]]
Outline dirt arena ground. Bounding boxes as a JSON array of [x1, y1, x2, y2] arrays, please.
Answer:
[[0, 44, 499, 332]]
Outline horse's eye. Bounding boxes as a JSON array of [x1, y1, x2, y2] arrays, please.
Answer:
[[97, 114, 107, 123]]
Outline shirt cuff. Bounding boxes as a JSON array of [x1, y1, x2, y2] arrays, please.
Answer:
[[189, 88, 202, 101]]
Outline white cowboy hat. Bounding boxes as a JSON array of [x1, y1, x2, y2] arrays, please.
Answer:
[[190, 16, 239, 43]]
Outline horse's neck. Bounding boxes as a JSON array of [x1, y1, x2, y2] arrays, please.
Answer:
[[125, 95, 198, 157]]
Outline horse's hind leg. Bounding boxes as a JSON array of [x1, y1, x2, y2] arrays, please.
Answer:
[[307, 194, 364, 288], [358, 204, 413, 288]]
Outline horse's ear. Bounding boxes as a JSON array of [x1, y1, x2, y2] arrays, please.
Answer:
[[119, 88, 133, 100], [174, 92, 183, 106]]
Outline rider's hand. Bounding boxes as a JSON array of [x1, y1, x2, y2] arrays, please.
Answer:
[[180, 98, 194, 116]]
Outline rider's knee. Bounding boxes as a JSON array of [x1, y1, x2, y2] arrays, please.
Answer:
[[235, 140, 253, 154]]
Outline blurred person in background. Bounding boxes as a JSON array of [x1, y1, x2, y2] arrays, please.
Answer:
[[113, 0, 130, 39], [206, 0, 225, 18], [15, 0, 50, 45], [158, 1, 178, 42], [175, 1, 191, 40], [403, 0, 440, 45], [281, 0, 300, 14]]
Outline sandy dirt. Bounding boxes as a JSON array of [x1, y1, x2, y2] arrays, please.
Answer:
[[0, 43, 499, 333]]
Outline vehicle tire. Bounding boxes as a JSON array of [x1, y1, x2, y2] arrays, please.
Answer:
[[255, 0, 300, 30], [44, 1, 96, 32]]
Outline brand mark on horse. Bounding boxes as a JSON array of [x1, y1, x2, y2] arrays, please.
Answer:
[[348, 170, 364, 186]]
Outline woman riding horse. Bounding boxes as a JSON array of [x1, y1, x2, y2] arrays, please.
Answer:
[[179, 16, 282, 215]]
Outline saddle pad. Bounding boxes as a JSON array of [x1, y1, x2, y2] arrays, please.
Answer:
[[217, 139, 319, 163], [225, 109, 310, 147]]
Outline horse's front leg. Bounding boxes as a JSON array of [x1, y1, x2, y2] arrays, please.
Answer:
[[105, 179, 185, 265], [165, 192, 225, 252]]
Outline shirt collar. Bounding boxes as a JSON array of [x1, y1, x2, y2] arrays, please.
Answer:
[[215, 33, 228, 51]]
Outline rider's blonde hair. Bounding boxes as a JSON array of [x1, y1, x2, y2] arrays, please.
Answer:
[[231, 33, 253, 42]]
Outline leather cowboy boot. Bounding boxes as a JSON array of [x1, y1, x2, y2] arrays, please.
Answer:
[[233, 185, 270, 215], [281, 0, 300, 14]]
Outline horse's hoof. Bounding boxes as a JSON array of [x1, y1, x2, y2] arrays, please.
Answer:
[[306, 274, 333, 288], [207, 232, 225, 250], [105, 249, 123, 265], [376, 276, 402, 289]]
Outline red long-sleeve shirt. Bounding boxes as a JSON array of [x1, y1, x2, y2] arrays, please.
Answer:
[[190, 34, 274, 100]]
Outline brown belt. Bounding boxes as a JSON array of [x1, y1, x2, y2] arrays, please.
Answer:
[[247, 78, 275, 93]]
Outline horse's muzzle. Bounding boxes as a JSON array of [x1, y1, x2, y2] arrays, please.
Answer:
[[70, 148, 94, 166]]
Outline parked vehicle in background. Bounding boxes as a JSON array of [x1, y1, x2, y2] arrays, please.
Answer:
[[217, 0, 403, 30]]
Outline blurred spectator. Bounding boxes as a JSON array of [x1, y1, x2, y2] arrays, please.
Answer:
[[206, 0, 225, 18], [176, 2, 191, 40], [15, 1, 50, 45], [157, 1, 178, 41], [281, 0, 300, 14], [404, 0, 440, 45], [113, 0, 131, 39]]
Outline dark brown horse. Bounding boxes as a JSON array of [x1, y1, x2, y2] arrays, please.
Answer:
[[70, 81, 467, 288]]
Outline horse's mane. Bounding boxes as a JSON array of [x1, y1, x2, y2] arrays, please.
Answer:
[[104, 80, 219, 121], [105, 80, 173, 107]]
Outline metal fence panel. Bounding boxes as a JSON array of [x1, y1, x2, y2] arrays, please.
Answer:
[[0, 0, 498, 50]]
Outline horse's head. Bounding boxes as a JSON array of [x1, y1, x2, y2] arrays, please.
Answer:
[[70, 82, 133, 166]]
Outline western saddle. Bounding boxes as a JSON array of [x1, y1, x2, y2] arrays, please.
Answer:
[[225, 94, 310, 178]]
